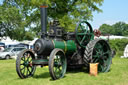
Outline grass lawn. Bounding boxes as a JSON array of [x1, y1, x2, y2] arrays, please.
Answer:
[[0, 56, 128, 85]]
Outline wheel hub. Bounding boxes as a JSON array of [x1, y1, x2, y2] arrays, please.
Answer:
[[24, 61, 29, 67]]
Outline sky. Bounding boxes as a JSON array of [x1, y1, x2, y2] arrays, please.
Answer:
[[90, 0, 128, 29], [0, 0, 128, 29]]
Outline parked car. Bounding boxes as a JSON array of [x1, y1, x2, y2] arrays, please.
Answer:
[[0, 47, 26, 59]]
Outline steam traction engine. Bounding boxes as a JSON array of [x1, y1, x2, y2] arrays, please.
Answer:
[[16, 6, 112, 80]]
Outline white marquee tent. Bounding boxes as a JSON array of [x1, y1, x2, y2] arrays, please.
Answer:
[[121, 44, 128, 58], [1, 37, 20, 46]]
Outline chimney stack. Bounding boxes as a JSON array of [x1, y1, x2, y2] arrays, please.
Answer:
[[40, 5, 48, 38]]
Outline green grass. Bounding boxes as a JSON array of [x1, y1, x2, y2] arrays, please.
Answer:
[[0, 56, 128, 85]]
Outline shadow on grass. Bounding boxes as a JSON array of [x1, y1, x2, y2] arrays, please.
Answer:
[[66, 67, 89, 74], [0, 59, 5, 60], [15, 72, 50, 80], [33, 72, 50, 79]]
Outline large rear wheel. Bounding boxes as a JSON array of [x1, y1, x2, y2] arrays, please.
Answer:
[[49, 48, 67, 80], [84, 39, 112, 72]]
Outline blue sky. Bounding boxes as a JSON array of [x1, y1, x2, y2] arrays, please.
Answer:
[[0, 0, 3, 4], [0, 0, 128, 29], [90, 0, 128, 29]]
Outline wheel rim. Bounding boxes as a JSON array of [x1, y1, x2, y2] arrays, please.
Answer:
[[92, 40, 112, 72], [54, 55, 64, 78], [49, 49, 67, 80], [20, 52, 34, 77], [75, 21, 94, 48], [16, 50, 36, 79]]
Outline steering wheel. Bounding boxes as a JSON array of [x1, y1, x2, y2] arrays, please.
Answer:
[[75, 21, 94, 48]]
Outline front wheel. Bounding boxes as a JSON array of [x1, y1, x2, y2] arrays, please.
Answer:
[[49, 48, 67, 80], [16, 49, 36, 79]]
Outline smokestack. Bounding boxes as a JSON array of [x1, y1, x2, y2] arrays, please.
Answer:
[[40, 5, 48, 38]]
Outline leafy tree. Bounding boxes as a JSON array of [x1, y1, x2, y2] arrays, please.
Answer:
[[122, 24, 128, 36], [99, 22, 128, 36], [0, 5, 35, 41], [3, 0, 104, 33], [99, 24, 114, 35], [112, 22, 126, 36], [0, 5, 23, 38]]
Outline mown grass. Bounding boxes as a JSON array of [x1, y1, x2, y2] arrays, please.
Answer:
[[0, 54, 128, 85]]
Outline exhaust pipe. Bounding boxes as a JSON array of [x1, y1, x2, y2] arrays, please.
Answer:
[[40, 6, 48, 38]]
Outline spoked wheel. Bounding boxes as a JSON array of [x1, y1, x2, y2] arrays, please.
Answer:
[[84, 39, 112, 72], [75, 21, 94, 48], [16, 49, 36, 79], [49, 48, 67, 80]]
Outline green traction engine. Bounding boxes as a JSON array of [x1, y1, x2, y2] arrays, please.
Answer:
[[16, 6, 113, 80]]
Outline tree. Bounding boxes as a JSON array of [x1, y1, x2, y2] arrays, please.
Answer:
[[99, 24, 114, 35], [3, 0, 104, 33], [112, 22, 127, 36], [99, 22, 128, 36], [0, 5, 22, 38], [122, 24, 128, 36], [0, 5, 35, 41]]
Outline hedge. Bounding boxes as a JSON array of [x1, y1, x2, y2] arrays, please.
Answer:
[[109, 39, 128, 51]]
